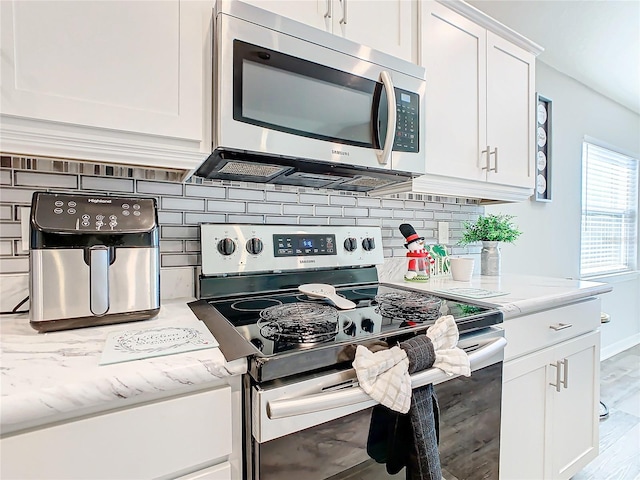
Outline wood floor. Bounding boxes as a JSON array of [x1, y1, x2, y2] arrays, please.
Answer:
[[572, 344, 640, 480]]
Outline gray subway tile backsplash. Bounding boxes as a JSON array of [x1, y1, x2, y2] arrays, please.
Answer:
[[0, 156, 483, 277], [137, 180, 183, 196], [80, 176, 134, 193], [161, 197, 205, 211], [185, 184, 225, 199], [0, 205, 12, 221], [15, 171, 78, 189]]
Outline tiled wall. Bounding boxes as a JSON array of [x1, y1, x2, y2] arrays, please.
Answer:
[[0, 156, 483, 300]]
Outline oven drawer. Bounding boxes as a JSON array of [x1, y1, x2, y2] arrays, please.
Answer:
[[503, 298, 600, 361]]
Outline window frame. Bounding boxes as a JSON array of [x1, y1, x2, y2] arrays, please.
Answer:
[[580, 137, 639, 278]]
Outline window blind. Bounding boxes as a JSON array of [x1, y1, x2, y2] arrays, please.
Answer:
[[580, 142, 638, 277]]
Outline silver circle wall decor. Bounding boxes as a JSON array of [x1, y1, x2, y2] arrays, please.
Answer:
[[534, 94, 552, 202]]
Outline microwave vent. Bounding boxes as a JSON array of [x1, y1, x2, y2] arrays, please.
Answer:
[[340, 176, 397, 189], [218, 161, 289, 178]]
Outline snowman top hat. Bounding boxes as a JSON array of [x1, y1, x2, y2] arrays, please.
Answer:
[[399, 223, 424, 248]]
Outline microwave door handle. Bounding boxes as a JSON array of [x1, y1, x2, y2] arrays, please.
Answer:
[[376, 71, 397, 166], [266, 336, 507, 420]]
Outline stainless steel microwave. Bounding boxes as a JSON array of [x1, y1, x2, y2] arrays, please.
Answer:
[[194, 0, 426, 192]]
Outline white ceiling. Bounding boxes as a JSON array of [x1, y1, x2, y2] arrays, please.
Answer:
[[466, 0, 640, 115]]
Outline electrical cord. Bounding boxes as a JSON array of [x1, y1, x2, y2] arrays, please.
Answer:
[[0, 295, 29, 315]]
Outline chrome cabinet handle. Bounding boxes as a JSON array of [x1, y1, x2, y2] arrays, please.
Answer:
[[549, 361, 562, 392], [267, 336, 507, 419], [492, 147, 498, 172], [482, 145, 491, 170], [561, 358, 569, 389], [324, 0, 331, 19], [339, 0, 347, 25], [482, 147, 498, 172], [375, 71, 397, 166], [550, 323, 573, 331]]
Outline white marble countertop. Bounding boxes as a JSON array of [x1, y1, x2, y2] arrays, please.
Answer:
[[0, 299, 246, 435], [378, 259, 613, 318]]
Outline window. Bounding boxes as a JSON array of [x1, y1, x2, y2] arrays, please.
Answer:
[[580, 140, 638, 277]]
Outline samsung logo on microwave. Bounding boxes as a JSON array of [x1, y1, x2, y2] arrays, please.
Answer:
[[331, 150, 349, 156], [299, 259, 316, 264], [88, 198, 112, 204]]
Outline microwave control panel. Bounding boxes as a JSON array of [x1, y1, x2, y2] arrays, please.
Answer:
[[393, 88, 419, 153]]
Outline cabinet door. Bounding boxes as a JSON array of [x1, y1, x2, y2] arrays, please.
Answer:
[[550, 331, 600, 479], [420, 2, 486, 182], [486, 31, 535, 189], [0, 0, 208, 170], [501, 347, 553, 480], [241, 0, 331, 31], [336, 0, 413, 61]]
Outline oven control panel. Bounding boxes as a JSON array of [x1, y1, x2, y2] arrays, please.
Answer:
[[200, 224, 384, 276]]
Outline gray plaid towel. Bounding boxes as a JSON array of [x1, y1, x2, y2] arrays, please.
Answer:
[[400, 335, 442, 480]]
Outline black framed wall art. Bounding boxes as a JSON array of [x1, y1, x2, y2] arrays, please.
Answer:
[[535, 94, 552, 202]]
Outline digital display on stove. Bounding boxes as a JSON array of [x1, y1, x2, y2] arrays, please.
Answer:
[[273, 234, 336, 257]]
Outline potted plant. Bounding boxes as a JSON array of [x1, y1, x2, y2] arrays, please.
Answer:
[[458, 214, 522, 275]]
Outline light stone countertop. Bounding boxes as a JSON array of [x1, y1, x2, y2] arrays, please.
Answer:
[[377, 258, 613, 318], [0, 298, 246, 435]]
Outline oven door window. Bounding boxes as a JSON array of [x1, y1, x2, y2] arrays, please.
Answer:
[[254, 362, 502, 480], [233, 40, 390, 150]]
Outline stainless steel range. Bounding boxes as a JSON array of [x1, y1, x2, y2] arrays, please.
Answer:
[[189, 224, 506, 480]]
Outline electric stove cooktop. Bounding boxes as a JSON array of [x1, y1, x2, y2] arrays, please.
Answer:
[[205, 283, 500, 357]]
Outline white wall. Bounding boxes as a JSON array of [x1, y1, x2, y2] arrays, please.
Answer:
[[487, 61, 640, 359]]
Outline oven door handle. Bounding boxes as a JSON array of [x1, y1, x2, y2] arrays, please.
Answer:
[[267, 336, 507, 420]]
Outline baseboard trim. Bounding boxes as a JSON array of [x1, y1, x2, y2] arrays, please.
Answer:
[[601, 333, 640, 360]]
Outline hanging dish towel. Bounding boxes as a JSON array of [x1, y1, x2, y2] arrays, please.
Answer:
[[425, 314, 470, 377], [359, 314, 470, 480], [353, 345, 411, 413]]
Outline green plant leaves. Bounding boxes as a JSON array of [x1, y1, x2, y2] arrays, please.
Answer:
[[458, 214, 522, 245]]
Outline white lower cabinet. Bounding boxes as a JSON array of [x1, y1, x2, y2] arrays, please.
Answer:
[[0, 380, 242, 480], [175, 462, 232, 480], [501, 303, 601, 480]]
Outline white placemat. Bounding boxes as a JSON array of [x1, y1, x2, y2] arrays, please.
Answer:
[[433, 287, 509, 299], [100, 320, 218, 365]]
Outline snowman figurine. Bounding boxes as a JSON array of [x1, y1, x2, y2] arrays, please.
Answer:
[[399, 223, 434, 282]]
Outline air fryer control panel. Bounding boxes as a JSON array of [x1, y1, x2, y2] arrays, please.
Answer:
[[32, 193, 157, 233]]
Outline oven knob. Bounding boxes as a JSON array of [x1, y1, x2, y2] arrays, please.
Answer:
[[217, 238, 236, 256], [246, 237, 264, 255], [362, 237, 376, 251], [361, 318, 374, 333], [343, 237, 358, 252]]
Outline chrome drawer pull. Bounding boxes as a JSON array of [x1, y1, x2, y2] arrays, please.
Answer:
[[549, 323, 573, 331]]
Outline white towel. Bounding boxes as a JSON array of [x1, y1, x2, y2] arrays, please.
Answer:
[[426, 315, 470, 377], [353, 345, 412, 413], [353, 314, 470, 413]]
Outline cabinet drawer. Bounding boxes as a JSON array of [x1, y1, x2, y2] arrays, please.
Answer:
[[503, 298, 600, 361], [1, 386, 232, 480]]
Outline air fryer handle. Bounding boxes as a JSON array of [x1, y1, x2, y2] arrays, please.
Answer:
[[89, 246, 110, 315]]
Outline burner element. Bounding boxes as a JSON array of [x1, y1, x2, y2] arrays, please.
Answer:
[[375, 291, 443, 323], [258, 303, 340, 344], [232, 298, 283, 312]]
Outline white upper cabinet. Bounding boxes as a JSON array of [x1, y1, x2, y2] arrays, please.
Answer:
[[396, 0, 541, 203], [0, 0, 211, 175], [486, 31, 536, 189], [241, 0, 414, 62]]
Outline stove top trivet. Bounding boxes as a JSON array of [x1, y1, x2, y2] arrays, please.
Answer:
[[257, 303, 342, 344], [374, 291, 443, 323]]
